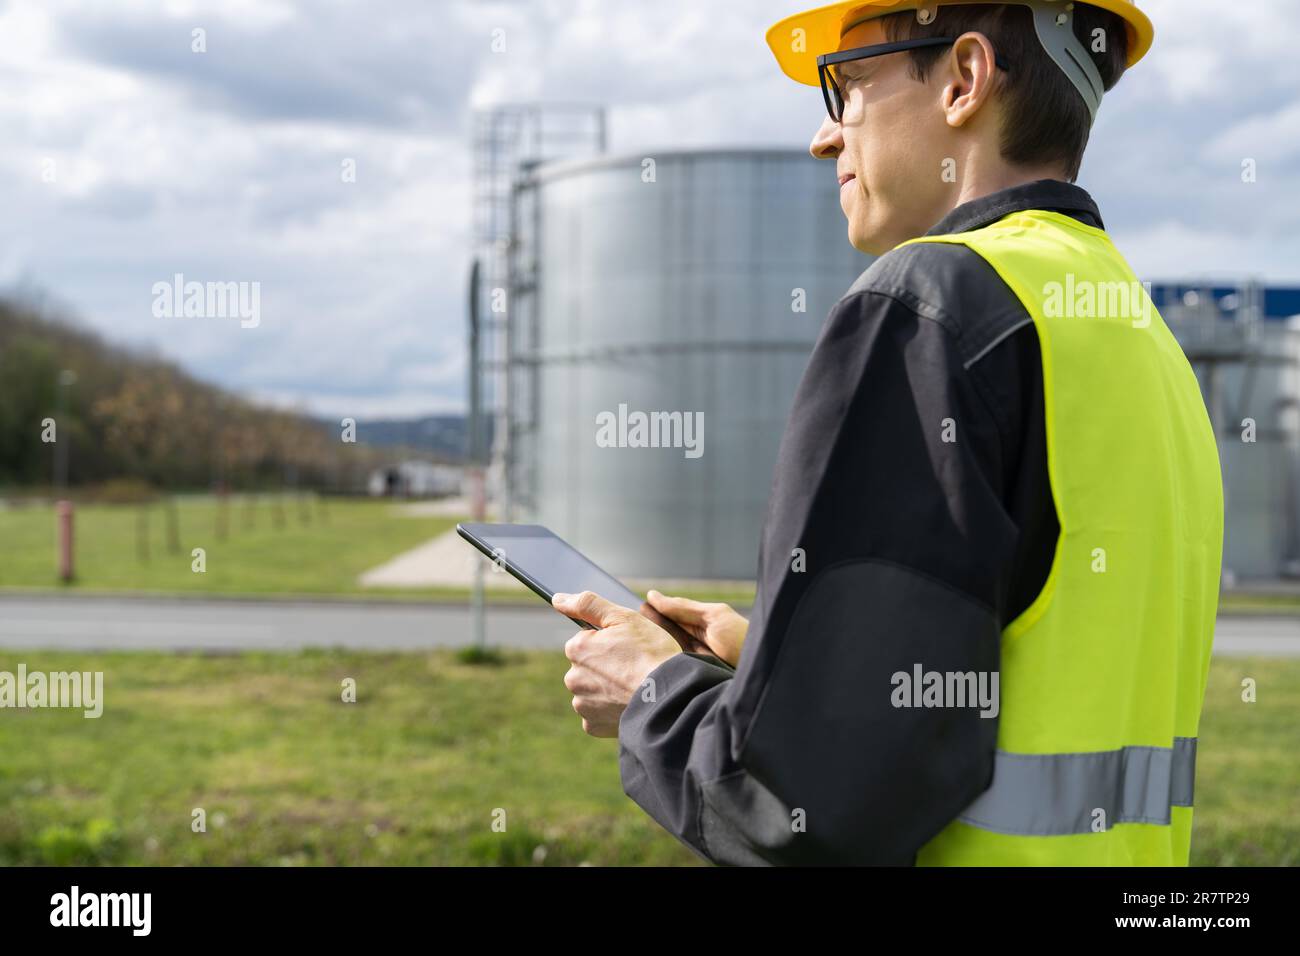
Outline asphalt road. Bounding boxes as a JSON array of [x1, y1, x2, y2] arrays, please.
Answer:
[[0, 595, 576, 651], [0, 595, 1296, 656]]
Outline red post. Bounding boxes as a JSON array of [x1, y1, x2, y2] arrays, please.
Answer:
[[57, 499, 75, 583], [471, 467, 486, 521]]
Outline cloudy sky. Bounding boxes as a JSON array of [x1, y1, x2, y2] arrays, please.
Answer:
[[2, 0, 1297, 418]]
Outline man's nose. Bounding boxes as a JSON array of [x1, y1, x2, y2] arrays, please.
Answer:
[[809, 115, 843, 160]]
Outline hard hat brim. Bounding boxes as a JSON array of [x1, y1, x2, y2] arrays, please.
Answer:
[[765, 0, 1154, 86]]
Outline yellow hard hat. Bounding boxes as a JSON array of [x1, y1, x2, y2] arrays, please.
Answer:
[[766, 0, 1154, 86]]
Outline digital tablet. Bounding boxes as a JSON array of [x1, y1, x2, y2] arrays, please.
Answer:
[[456, 522, 685, 639]]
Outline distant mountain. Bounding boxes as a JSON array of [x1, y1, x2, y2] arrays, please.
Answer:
[[345, 415, 494, 461]]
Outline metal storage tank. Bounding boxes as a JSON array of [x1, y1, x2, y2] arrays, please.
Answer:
[[1164, 288, 1300, 580], [1209, 322, 1300, 580], [506, 149, 868, 579]]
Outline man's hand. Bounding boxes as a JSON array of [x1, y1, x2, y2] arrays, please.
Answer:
[[645, 591, 749, 668], [553, 590, 680, 738]]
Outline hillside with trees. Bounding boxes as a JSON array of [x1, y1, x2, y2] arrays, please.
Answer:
[[0, 297, 379, 494]]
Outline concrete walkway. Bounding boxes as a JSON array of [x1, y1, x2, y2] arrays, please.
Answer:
[[358, 528, 529, 590], [357, 525, 755, 594]]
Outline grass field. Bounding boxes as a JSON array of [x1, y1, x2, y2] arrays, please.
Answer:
[[0, 496, 458, 597], [0, 650, 1294, 866], [2, 496, 1296, 612], [0, 497, 760, 605]]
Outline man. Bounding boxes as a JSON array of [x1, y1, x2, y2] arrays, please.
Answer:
[[553, 0, 1223, 865]]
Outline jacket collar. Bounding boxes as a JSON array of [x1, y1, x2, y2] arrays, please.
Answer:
[[925, 179, 1104, 237]]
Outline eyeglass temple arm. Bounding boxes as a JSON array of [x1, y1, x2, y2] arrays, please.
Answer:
[[817, 37, 1010, 71]]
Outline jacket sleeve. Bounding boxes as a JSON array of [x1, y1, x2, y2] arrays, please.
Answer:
[[617, 283, 1025, 865]]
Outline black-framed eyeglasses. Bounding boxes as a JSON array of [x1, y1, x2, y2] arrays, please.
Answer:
[[816, 37, 1012, 123]]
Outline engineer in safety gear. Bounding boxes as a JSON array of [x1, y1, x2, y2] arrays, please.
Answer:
[[553, 0, 1223, 866]]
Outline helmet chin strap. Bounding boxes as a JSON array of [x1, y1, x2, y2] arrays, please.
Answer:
[[1024, 0, 1106, 125]]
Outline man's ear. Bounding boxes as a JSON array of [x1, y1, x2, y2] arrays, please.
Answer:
[[942, 31, 1000, 129]]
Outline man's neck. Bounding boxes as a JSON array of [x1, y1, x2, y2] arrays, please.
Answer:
[[950, 164, 1072, 213]]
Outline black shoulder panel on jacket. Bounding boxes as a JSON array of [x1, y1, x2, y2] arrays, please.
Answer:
[[843, 241, 1032, 370]]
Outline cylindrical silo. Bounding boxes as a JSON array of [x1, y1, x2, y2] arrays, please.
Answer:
[[509, 149, 868, 579]]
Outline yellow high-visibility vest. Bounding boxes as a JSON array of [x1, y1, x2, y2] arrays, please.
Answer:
[[902, 209, 1224, 866]]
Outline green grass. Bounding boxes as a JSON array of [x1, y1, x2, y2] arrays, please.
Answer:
[[0, 650, 1294, 866], [0, 496, 759, 605], [1190, 657, 1300, 866], [6, 496, 1292, 614], [0, 497, 457, 598], [1217, 592, 1300, 614], [0, 648, 700, 866]]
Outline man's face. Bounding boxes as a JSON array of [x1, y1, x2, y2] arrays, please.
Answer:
[[809, 19, 954, 255]]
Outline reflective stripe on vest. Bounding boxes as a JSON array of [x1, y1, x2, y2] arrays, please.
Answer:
[[957, 738, 1197, 837]]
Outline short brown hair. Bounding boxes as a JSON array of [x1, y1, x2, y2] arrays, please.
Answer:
[[881, 2, 1129, 181]]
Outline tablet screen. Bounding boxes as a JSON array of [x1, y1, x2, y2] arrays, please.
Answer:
[[458, 523, 644, 608]]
